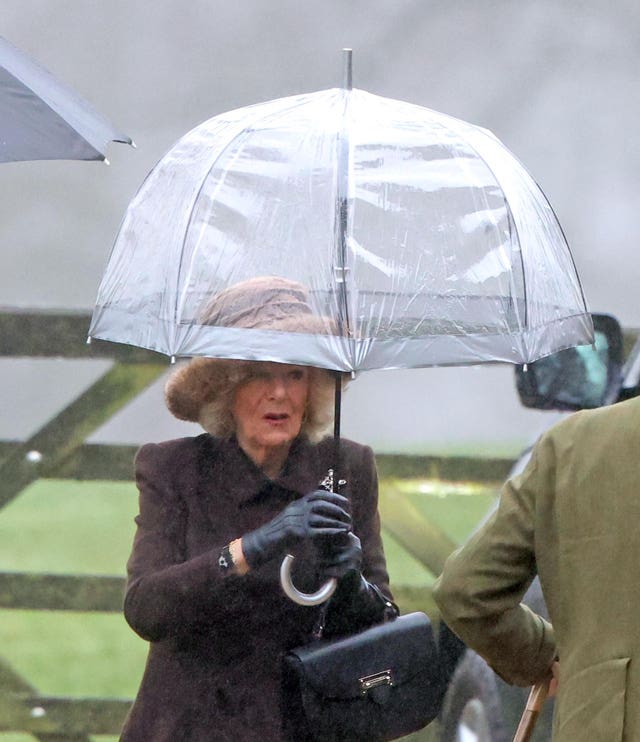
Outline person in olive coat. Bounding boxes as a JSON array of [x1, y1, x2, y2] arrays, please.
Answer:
[[120, 277, 395, 742], [434, 394, 640, 742]]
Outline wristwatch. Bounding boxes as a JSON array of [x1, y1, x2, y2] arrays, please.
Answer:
[[218, 543, 235, 574]]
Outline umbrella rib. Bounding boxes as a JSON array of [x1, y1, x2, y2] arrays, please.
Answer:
[[428, 117, 530, 333], [526, 177, 590, 333], [440, 122, 586, 343], [173, 92, 335, 336]]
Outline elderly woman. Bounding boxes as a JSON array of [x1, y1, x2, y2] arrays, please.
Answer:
[[120, 277, 396, 742]]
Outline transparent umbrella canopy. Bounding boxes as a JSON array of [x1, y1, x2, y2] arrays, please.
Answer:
[[90, 53, 592, 371], [90, 52, 594, 605]]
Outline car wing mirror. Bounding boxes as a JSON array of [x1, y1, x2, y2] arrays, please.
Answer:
[[515, 313, 624, 411]]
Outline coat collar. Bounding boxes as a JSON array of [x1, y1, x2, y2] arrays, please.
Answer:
[[199, 434, 330, 507]]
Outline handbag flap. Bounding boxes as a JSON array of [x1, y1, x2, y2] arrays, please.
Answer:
[[285, 612, 437, 701]]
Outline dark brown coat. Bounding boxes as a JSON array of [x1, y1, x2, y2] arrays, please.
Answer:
[[120, 433, 392, 741]]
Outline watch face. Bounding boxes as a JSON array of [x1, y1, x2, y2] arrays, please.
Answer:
[[218, 547, 233, 571]]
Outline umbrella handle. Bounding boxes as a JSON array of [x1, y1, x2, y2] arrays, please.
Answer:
[[279, 554, 337, 606], [513, 677, 550, 742]]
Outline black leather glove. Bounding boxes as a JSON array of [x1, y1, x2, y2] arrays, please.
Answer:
[[322, 569, 398, 637], [315, 532, 363, 579], [241, 490, 351, 570], [318, 531, 399, 637]]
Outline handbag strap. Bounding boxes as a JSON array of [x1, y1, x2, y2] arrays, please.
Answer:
[[311, 579, 399, 641], [368, 581, 400, 618], [312, 601, 330, 640]]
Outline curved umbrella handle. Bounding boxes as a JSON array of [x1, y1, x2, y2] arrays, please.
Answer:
[[279, 554, 337, 606]]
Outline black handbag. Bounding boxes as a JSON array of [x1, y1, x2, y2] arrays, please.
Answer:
[[282, 611, 443, 741]]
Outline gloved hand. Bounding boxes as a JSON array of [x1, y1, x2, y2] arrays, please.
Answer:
[[317, 532, 399, 637], [322, 569, 398, 637], [241, 490, 351, 570], [315, 532, 363, 580]]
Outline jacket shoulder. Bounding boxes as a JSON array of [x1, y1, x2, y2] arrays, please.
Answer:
[[134, 433, 214, 474], [546, 395, 640, 446], [316, 435, 373, 457]]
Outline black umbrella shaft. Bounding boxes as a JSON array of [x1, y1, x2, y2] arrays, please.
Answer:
[[335, 138, 351, 337], [333, 371, 342, 494], [335, 47, 353, 346], [331, 49, 352, 494]]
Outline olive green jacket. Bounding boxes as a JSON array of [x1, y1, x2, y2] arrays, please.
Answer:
[[434, 395, 640, 741]]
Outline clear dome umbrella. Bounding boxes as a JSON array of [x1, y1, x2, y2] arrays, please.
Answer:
[[90, 52, 591, 371], [90, 50, 592, 603]]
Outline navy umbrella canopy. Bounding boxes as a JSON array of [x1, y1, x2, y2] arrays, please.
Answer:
[[0, 34, 132, 163]]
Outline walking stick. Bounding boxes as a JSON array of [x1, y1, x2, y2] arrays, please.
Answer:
[[513, 677, 550, 742]]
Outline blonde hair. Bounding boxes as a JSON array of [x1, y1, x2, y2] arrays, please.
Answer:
[[166, 358, 338, 443]]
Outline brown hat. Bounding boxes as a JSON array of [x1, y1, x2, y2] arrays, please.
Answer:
[[198, 275, 330, 334], [165, 276, 332, 422]]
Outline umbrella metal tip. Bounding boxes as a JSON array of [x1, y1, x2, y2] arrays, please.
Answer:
[[341, 48, 353, 90]]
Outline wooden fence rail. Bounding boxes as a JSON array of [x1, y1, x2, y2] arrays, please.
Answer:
[[0, 441, 515, 484], [0, 692, 131, 738]]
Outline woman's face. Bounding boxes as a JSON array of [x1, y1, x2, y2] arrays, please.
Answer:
[[232, 362, 310, 462]]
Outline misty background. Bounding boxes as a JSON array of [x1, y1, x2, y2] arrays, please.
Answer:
[[2, 0, 639, 456]]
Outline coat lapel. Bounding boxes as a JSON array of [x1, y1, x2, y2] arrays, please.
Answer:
[[195, 434, 331, 533], [276, 436, 326, 496]]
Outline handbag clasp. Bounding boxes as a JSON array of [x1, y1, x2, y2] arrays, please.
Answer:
[[359, 669, 393, 694]]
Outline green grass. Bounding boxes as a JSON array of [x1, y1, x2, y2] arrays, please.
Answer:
[[1, 611, 146, 698], [0, 476, 495, 741], [0, 479, 146, 741], [0, 479, 139, 575], [393, 478, 498, 544], [382, 527, 436, 586]]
